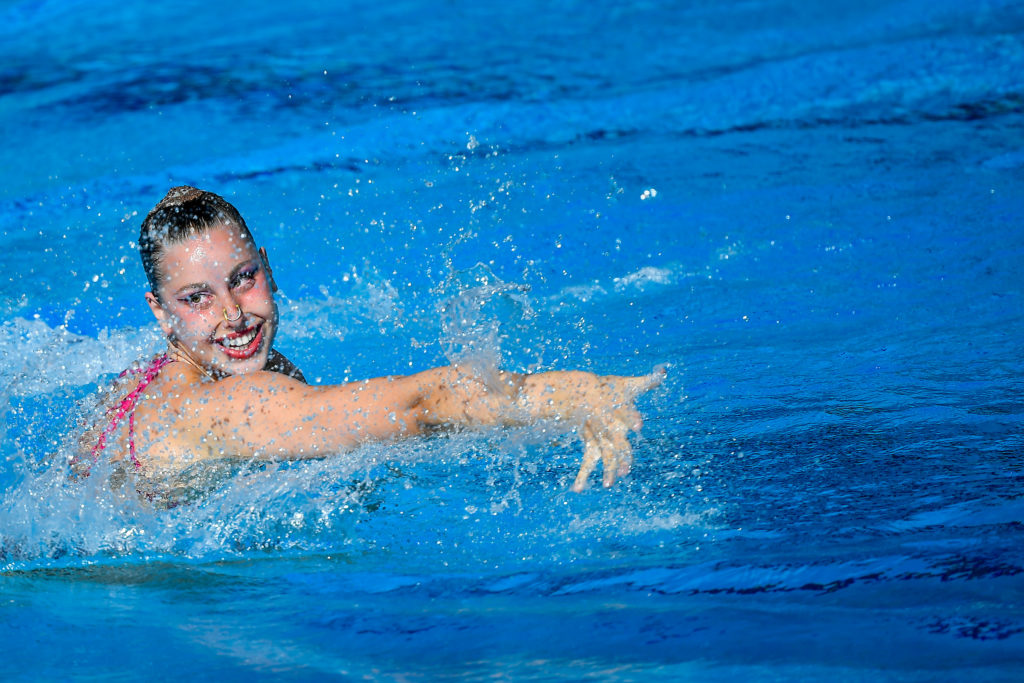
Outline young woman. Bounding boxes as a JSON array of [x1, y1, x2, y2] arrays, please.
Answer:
[[77, 186, 662, 500]]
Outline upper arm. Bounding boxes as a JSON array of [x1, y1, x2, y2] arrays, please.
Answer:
[[179, 371, 429, 459], [163, 365, 519, 462]]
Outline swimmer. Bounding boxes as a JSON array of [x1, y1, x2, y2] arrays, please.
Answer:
[[76, 186, 662, 500]]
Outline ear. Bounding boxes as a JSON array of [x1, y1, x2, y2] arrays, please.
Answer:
[[145, 291, 175, 338], [259, 246, 278, 293]]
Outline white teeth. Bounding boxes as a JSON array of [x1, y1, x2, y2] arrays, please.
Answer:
[[221, 328, 257, 349]]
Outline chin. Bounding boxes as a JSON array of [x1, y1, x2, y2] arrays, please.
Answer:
[[213, 345, 271, 376], [211, 321, 274, 374]]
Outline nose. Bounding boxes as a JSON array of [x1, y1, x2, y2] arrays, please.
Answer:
[[221, 293, 244, 323]]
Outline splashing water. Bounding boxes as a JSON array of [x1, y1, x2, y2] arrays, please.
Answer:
[[2, 0, 1023, 679], [0, 265, 680, 574]]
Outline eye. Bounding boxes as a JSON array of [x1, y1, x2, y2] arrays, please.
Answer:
[[231, 266, 259, 291], [179, 291, 213, 310]]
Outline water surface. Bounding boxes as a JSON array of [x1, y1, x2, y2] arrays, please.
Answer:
[[1, 0, 1023, 680]]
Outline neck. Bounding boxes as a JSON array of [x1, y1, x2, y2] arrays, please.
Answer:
[[168, 341, 220, 381]]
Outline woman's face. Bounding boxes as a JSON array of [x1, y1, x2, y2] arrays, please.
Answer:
[[145, 222, 278, 376]]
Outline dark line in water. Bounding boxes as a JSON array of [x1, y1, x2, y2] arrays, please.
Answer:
[[211, 158, 363, 184]]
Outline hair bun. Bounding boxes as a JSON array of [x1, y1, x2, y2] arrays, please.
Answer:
[[158, 185, 204, 207]]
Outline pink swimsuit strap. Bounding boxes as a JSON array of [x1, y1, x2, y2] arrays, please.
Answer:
[[84, 353, 176, 474]]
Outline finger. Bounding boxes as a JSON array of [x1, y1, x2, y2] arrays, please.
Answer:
[[607, 426, 633, 478], [600, 442, 633, 487], [585, 414, 631, 488], [572, 422, 602, 492], [573, 437, 602, 492], [609, 409, 638, 477], [611, 368, 665, 400], [628, 367, 666, 394], [596, 419, 636, 487], [599, 422, 632, 481], [618, 445, 633, 478], [589, 417, 620, 489], [599, 432, 619, 488]]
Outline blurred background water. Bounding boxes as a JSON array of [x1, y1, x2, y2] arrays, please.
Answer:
[[1, 0, 1022, 680]]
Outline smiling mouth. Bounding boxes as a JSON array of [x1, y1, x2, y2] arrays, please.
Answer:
[[215, 322, 264, 360]]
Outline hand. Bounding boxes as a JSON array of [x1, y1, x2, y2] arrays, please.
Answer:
[[571, 368, 664, 492]]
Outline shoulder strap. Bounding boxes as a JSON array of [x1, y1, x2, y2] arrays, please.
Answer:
[[83, 354, 175, 474]]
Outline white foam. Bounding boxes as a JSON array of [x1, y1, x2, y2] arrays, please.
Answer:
[[546, 283, 607, 308], [0, 439, 404, 569], [613, 266, 675, 291], [0, 317, 161, 396], [566, 506, 712, 537]]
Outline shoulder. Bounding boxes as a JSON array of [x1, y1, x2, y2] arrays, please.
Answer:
[[141, 366, 312, 432], [74, 354, 179, 471]]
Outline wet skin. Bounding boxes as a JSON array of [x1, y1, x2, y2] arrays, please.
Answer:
[[145, 223, 278, 379], [93, 222, 663, 492]]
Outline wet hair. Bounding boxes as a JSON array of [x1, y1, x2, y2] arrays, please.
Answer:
[[139, 186, 256, 295]]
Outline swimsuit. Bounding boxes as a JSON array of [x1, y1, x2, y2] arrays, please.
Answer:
[[80, 353, 176, 475]]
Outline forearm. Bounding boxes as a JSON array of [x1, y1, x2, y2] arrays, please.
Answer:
[[411, 366, 599, 429]]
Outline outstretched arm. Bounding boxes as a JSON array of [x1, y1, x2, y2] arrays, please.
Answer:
[[184, 364, 663, 490]]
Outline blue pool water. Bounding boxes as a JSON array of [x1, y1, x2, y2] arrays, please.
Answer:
[[2, 0, 1023, 679]]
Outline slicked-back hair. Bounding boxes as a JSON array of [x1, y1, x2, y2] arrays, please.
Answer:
[[139, 186, 255, 296]]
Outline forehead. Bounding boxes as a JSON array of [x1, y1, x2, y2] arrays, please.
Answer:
[[158, 223, 258, 279]]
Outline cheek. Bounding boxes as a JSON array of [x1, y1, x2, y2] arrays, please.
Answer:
[[241, 282, 276, 309], [170, 307, 218, 337]]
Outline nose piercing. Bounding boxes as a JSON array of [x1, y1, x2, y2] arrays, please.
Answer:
[[223, 304, 243, 322]]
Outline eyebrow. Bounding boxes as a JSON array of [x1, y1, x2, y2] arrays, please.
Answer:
[[171, 259, 260, 297]]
